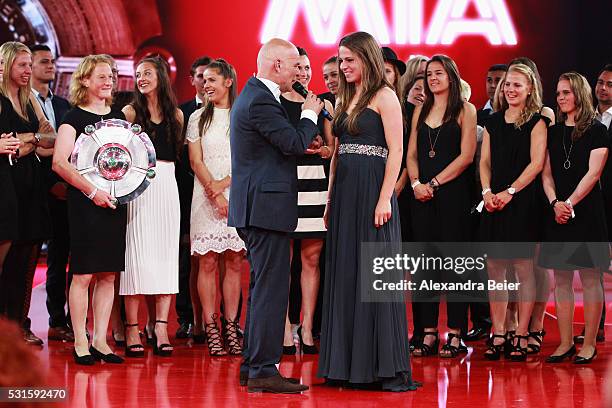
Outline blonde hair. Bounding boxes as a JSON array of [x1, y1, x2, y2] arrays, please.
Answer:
[[493, 64, 542, 128], [460, 79, 471, 101], [69, 54, 114, 107], [0, 42, 32, 121], [399, 55, 428, 101], [557, 72, 596, 140]]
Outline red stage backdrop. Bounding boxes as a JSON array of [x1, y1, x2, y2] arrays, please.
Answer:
[[152, 0, 584, 106], [1, 0, 605, 106]]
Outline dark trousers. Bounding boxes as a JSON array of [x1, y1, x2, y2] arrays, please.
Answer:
[[413, 269, 469, 333], [468, 300, 492, 330], [600, 274, 606, 330], [237, 227, 290, 379], [45, 197, 71, 328], [175, 239, 193, 325], [0, 241, 41, 325]]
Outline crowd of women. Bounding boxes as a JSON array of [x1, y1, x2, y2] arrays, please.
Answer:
[[0, 30, 609, 391]]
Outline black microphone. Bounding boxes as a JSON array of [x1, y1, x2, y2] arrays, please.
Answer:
[[291, 82, 333, 121]]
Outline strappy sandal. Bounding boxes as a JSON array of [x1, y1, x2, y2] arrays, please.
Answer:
[[527, 329, 546, 354], [412, 331, 439, 357], [205, 314, 227, 357], [223, 318, 243, 355], [440, 333, 465, 358], [509, 334, 529, 362], [152, 320, 173, 357], [484, 333, 507, 361], [124, 323, 145, 357]]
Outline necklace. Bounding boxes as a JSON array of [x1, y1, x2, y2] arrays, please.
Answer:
[[427, 124, 443, 158], [561, 125, 574, 170]]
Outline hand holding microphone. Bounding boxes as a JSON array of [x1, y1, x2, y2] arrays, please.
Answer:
[[292, 82, 333, 121]]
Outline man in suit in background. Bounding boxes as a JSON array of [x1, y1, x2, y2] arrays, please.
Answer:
[[476, 64, 507, 127], [176, 56, 211, 339], [229, 38, 323, 394], [30, 44, 72, 344]]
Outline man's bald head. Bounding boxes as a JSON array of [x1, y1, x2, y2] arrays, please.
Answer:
[[256, 38, 300, 92]]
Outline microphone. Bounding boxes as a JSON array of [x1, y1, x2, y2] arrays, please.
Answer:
[[291, 82, 333, 121]]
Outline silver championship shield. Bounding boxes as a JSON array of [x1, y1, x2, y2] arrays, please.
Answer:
[[71, 119, 156, 204]]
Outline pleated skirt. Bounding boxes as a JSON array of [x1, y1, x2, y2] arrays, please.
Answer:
[[120, 161, 180, 295]]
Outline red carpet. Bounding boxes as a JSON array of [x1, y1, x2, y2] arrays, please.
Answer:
[[24, 265, 611, 407]]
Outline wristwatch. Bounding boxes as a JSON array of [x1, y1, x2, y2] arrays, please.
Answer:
[[506, 186, 516, 195], [481, 187, 491, 196]]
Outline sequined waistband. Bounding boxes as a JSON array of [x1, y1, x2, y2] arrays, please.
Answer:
[[338, 143, 388, 158]]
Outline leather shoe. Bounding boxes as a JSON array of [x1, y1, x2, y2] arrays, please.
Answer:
[[240, 371, 301, 386], [463, 327, 489, 342], [23, 329, 44, 346], [247, 374, 308, 393], [48, 326, 75, 342], [176, 322, 193, 339]]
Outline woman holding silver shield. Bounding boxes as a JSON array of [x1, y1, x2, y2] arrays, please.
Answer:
[[120, 56, 183, 358], [53, 54, 127, 365]]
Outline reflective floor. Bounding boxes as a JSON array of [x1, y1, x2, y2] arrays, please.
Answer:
[[25, 270, 611, 408]]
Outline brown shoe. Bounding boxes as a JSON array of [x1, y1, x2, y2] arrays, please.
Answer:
[[23, 329, 44, 346], [247, 374, 308, 393], [48, 326, 75, 342], [240, 371, 300, 386]]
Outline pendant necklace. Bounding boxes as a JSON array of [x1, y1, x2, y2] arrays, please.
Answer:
[[562, 125, 573, 170], [428, 123, 443, 158]]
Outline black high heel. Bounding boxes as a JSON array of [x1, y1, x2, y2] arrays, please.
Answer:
[[412, 331, 439, 357], [89, 345, 124, 364], [509, 334, 529, 362], [144, 324, 154, 346], [573, 348, 597, 364], [205, 315, 227, 357], [297, 326, 318, 354], [526, 329, 546, 354], [484, 333, 507, 361], [545, 344, 576, 363], [152, 320, 173, 357], [112, 330, 126, 347], [440, 333, 465, 358], [72, 349, 95, 366], [124, 323, 145, 358], [223, 318, 243, 356]]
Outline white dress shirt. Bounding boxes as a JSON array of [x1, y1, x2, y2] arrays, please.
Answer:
[[596, 105, 612, 129], [32, 88, 57, 130], [256, 76, 318, 124]]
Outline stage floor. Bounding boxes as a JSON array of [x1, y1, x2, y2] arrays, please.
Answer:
[[23, 268, 611, 408]]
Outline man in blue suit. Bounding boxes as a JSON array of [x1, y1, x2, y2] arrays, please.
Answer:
[[229, 38, 323, 393]]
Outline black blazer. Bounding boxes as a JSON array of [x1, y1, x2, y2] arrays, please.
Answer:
[[228, 77, 319, 232]]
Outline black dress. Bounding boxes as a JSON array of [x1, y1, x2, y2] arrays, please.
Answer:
[[398, 102, 415, 242], [280, 96, 328, 239], [60, 107, 127, 274], [409, 119, 472, 332], [479, 111, 546, 258], [539, 122, 610, 270], [0, 96, 18, 241], [318, 108, 413, 386], [0, 95, 50, 242], [410, 121, 472, 241]]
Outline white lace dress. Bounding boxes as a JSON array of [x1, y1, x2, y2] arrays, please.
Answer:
[[187, 107, 245, 255]]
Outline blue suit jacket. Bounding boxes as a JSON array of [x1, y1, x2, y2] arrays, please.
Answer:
[[228, 77, 319, 232]]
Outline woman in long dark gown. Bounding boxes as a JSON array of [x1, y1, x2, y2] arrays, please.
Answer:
[[317, 31, 420, 392]]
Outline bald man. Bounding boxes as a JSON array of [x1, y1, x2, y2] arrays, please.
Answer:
[[229, 38, 323, 393]]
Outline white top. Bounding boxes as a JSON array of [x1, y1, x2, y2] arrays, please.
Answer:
[[596, 105, 612, 129]]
